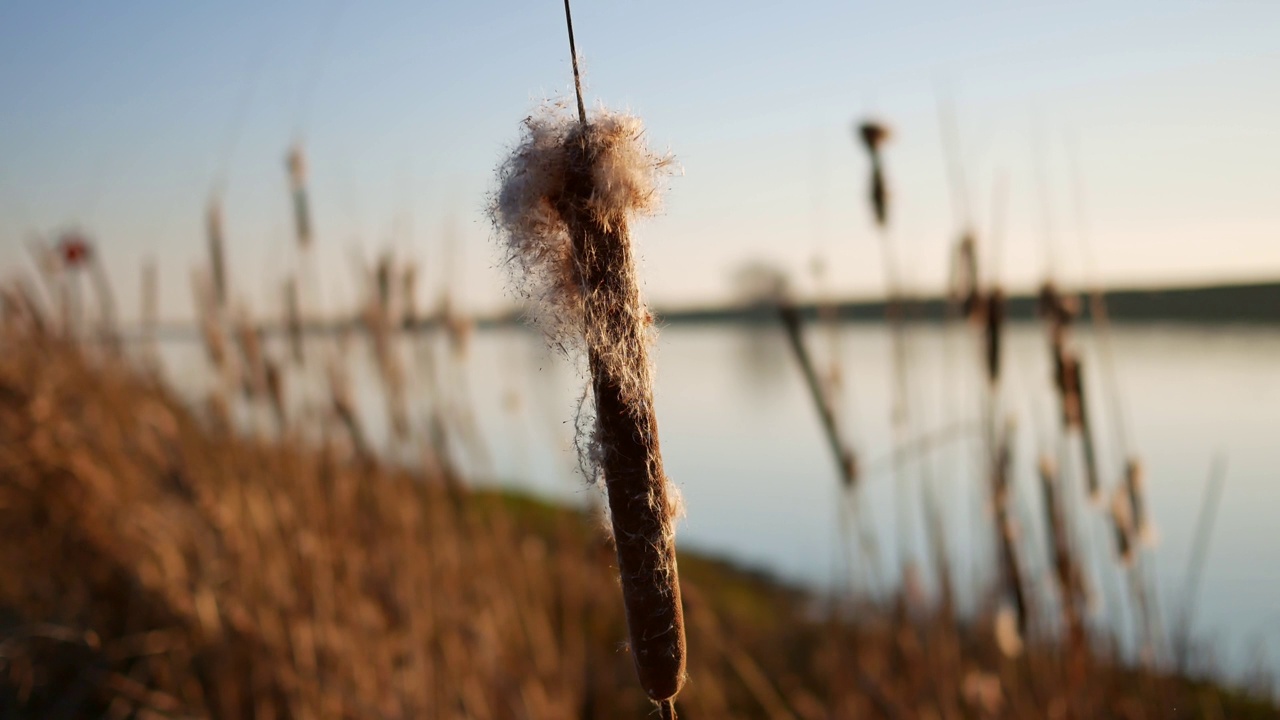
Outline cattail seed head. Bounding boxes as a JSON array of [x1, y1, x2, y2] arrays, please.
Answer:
[[858, 121, 891, 154], [491, 102, 674, 359], [854, 121, 891, 227]]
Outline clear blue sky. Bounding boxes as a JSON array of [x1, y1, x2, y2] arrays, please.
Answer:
[[2, 0, 1278, 321]]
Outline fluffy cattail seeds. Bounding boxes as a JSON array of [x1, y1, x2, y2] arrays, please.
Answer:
[[490, 103, 685, 705]]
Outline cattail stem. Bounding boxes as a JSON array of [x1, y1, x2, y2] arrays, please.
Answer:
[[562, 0, 587, 127], [1073, 360, 1101, 499], [983, 287, 1004, 385], [1175, 453, 1227, 670], [555, 128, 686, 704], [1037, 457, 1087, 675], [207, 198, 228, 310], [141, 257, 158, 358], [991, 422, 1030, 636], [778, 303, 857, 488], [285, 277, 304, 365], [780, 301, 883, 594], [287, 145, 313, 249], [1124, 458, 1147, 541], [855, 119, 918, 576], [85, 251, 120, 352]]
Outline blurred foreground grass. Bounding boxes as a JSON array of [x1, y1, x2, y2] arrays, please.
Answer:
[[0, 316, 1276, 718]]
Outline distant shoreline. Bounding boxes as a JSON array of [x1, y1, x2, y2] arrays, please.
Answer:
[[140, 279, 1279, 341], [652, 279, 1280, 326]]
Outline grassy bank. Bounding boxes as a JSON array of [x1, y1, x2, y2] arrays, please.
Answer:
[[1, 318, 1276, 718]]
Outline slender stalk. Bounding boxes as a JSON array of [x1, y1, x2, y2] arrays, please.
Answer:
[[991, 420, 1030, 637], [856, 120, 917, 576], [287, 145, 313, 249], [141, 257, 158, 357], [206, 197, 228, 310], [1175, 453, 1228, 670], [780, 300, 884, 594], [778, 303, 857, 488], [562, 0, 587, 127]]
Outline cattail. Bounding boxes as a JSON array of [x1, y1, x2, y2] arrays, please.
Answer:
[[1037, 456, 1088, 672], [192, 269, 228, 375], [856, 121, 891, 227], [490, 102, 685, 706], [326, 351, 367, 459], [375, 254, 393, 314], [233, 309, 267, 403], [206, 198, 228, 309], [83, 244, 120, 351], [287, 144, 313, 249], [983, 287, 1005, 385], [1124, 457, 1150, 545], [284, 277, 305, 365], [264, 356, 287, 432], [991, 419, 1029, 637], [1109, 486, 1135, 566], [141, 257, 158, 352], [778, 302, 858, 488], [361, 293, 408, 443], [52, 232, 118, 349], [953, 232, 979, 316], [1038, 281, 1077, 387], [1072, 358, 1101, 500], [401, 263, 419, 328]]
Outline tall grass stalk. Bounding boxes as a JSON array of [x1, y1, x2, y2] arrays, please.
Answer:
[[778, 303, 857, 489], [287, 144, 313, 250], [284, 276, 304, 366], [779, 301, 884, 595], [855, 119, 921, 582], [206, 197, 228, 310]]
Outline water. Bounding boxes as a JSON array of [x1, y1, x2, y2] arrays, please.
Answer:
[[159, 319, 1280, 690]]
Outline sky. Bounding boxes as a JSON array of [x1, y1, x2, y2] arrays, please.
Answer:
[[1, 0, 1278, 322]]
